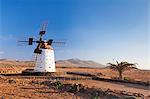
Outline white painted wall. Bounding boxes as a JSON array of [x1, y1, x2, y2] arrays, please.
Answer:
[[34, 49, 55, 72]]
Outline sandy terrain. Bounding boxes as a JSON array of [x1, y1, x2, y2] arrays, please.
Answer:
[[57, 67, 150, 82], [0, 60, 150, 99], [0, 77, 80, 99]]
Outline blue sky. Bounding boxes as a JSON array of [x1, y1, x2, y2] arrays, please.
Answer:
[[0, 0, 149, 69]]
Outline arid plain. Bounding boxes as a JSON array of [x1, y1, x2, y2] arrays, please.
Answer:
[[0, 59, 149, 99]]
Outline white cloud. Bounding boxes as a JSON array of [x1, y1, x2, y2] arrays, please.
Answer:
[[0, 34, 15, 40], [0, 51, 4, 55], [0, 51, 4, 54]]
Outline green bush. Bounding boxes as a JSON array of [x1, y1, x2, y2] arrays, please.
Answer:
[[69, 84, 78, 93], [68, 83, 84, 93], [91, 96, 100, 99], [124, 77, 130, 81], [54, 81, 64, 90], [91, 91, 100, 99]]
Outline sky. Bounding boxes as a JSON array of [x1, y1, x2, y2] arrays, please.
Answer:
[[0, 0, 149, 69]]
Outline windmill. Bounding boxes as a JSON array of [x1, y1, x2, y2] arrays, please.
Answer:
[[18, 22, 65, 75]]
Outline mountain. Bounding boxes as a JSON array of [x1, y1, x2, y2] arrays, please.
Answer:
[[56, 58, 105, 68], [0, 58, 34, 67], [0, 58, 105, 68]]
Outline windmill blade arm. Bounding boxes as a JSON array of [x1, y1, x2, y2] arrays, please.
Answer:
[[18, 41, 37, 42], [51, 41, 66, 47], [51, 39, 66, 47], [52, 41, 65, 44], [18, 41, 28, 42], [18, 40, 37, 45]]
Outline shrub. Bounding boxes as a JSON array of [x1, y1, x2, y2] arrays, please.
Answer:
[[40, 81, 52, 86], [8, 79, 16, 84], [68, 83, 84, 93], [124, 77, 130, 81], [91, 91, 100, 99], [54, 81, 64, 90], [68, 84, 78, 93]]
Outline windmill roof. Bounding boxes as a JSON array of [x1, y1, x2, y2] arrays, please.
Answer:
[[40, 42, 53, 50]]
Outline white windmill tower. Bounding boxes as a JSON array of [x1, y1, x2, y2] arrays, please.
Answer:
[[19, 23, 65, 75]]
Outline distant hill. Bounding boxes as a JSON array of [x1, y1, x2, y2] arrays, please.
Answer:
[[0, 58, 34, 67], [0, 59, 8, 61], [56, 58, 105, 68], [0, 58, 105, 68]]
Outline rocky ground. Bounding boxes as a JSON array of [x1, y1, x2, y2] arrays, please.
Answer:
[[0, 59, 150, 99], [0, 76, 148, 99]]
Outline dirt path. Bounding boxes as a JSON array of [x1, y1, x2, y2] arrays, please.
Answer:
[[64, 80, 150, 98]]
